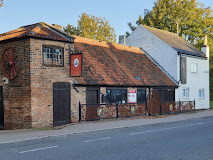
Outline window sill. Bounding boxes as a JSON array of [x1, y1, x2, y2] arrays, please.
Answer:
[[43, 64, 64, 67], [182, 97, 190, 99]]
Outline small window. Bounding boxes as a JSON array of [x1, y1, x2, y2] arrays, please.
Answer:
[[137, 88, 146, 103], [191, 63, 198, 73], [183, 88, 190, 98], [199, 89, 205, 98], [106, 89, 127, 104], [43, 46, 64, 66]]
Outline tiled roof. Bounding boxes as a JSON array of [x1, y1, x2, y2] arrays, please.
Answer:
[[142, 25, 206, 58], [74, 36, 177, 87], [0, 22, 74, 42]]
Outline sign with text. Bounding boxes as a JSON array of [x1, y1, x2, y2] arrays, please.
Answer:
[[128, 90, 136, 103], [70, 53, 83, 77]]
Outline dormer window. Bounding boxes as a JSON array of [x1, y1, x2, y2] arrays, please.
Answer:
[[43, 46, 64, 66]]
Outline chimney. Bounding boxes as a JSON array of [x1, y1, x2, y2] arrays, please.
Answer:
[[201, 35, 209, 59], [119, 35, 126, 45], [52, 24, 62, 30]]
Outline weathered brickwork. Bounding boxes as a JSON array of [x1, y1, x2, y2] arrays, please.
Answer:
[[0, 38, 87, 129], [71, 86, 86, 122], [0, 39, 31, 129], [30, 38, 78, 127]]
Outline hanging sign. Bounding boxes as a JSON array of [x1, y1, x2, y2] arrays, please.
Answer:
[[70, 53, 83, 77], [128, 90, 136, 103]]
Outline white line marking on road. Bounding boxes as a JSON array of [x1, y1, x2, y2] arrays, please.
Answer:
[[129, 121, 213, 136], [84, 137, 111, 143], [19, 145, 58, 154]]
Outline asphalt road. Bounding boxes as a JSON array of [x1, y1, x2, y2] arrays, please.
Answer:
[[1, 116, 213, 160]]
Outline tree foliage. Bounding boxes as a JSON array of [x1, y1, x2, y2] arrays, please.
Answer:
[[127, 0, 213, 100], [0, 0, 3, 7], [63, 13, 117, 43]]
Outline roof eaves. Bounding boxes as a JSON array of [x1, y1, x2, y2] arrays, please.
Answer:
[[74, 83, 178, 88], [177, 52, 207, 59], [0, 35, 73, 44], [43, 22, 75, 42]]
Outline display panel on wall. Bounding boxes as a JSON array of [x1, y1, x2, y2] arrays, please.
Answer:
[[70, 53, 83, 77]]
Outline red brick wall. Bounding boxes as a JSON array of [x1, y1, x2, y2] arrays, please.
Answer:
[[0, 38, 87, 129], [30, 38, 83, 127], [0, 39, 31, 129]]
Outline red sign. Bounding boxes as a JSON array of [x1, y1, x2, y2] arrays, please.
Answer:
[[70, 53, 83, 77]]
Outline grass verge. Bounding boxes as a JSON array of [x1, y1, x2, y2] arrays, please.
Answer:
[[210, 101, 213, 109]]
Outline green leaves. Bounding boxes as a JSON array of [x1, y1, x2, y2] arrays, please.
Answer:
[[132, 0, 213, 100], [63, 13, 117, 43], [0, 0, 3, 7]]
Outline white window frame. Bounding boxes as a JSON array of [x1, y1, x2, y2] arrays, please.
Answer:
[[183, 88, 190, 98], [191, 63, 198, 73], [198, 89, 205, 98]]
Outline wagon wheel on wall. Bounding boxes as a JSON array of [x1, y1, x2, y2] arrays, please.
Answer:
[[147, 90, 161, 116], [2, 47, 20, 80]]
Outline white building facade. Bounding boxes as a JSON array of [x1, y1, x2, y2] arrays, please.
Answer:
[[124, 25, 209, 109]]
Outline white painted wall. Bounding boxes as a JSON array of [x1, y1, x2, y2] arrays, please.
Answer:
[[177, 55, 209, 109], [126, 25, 178, 81], [126, 25, 210, 109]]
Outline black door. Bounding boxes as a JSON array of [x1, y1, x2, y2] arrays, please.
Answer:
[[86, 89, 99, 104], [53, 82, 71, 126], [0, 87, 4, 129], [86, 87, 100, 120]]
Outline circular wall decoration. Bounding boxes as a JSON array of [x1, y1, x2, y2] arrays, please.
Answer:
[[97, 107, 103, 117], [73, 58, 79, 68], [2, 47, 20, 80], [169, 104, 173, 112], [130, 106, 135, 114]]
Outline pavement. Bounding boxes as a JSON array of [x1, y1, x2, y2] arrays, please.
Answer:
[[0, 109, 213, 144]]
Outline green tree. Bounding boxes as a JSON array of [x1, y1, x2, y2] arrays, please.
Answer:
[[63, 13, 117, 43], [128, 0, 213, 100], [0, 0, 3, 7]]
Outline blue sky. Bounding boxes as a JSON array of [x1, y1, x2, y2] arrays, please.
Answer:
[[0, 0, 212, 42]]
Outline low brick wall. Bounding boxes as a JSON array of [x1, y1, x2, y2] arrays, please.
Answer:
[[80, 103, 146, 121], [161, 101, 195, 114]]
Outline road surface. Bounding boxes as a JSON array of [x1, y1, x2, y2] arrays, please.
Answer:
[[0, 116, 213, 160]]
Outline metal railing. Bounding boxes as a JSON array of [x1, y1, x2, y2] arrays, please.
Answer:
[[79, 102, 146, 121], [79, 100, 196, 122]]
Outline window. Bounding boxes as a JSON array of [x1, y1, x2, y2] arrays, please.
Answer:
[[183, 88, 190, 98], [157, 89, 175, 102], [106, 89, 127, 104], [191, 63, 198, 73], [199, 89, 205, 98], [137, 88, 146, 103], [43, 46, 64, 66]]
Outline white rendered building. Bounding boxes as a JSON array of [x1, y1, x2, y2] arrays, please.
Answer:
[[123, 25, 209, 109]]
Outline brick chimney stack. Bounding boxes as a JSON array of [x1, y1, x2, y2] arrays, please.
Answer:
[[201, 35, 209, 59]]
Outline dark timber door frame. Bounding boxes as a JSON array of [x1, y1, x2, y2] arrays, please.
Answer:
[[86, 87, 100, 104], [147, 90, 161, 116], [53, 82, 71, 126], [0, 87, 4, 129]]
